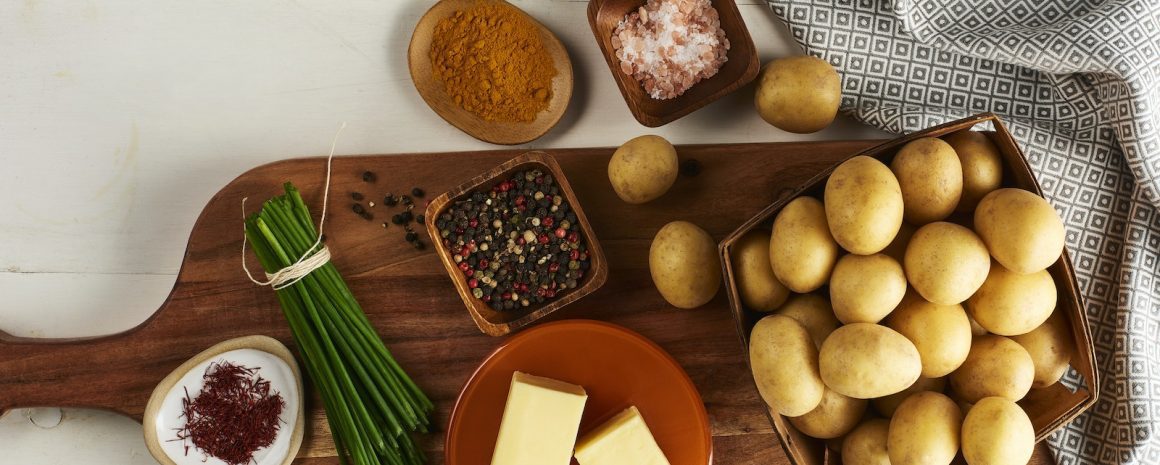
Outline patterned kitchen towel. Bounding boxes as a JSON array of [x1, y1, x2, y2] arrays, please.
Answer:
[[763, 0, 1160, 463]]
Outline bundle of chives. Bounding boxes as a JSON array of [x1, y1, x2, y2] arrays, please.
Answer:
[[244, 183, 433, 465]]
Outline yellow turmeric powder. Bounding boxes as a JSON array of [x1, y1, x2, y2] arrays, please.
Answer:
[[429, 4, 557, 123]]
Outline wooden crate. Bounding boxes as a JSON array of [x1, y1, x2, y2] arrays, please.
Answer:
[[718, 113, 1099, 465]]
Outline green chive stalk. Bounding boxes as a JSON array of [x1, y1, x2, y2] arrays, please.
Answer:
[[244, 183, 433, 465]]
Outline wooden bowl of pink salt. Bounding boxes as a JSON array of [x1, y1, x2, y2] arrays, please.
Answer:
[[588, 0, 758, 127]]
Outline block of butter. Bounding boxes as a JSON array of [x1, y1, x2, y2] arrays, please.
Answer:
[[490, 371, 588, 465], [574, 406, 671, 465]]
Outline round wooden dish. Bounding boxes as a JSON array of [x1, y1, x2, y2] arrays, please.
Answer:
[[408, 0, 573, 145], [143, 335, 305, 465], [445, 320, 712, 465]]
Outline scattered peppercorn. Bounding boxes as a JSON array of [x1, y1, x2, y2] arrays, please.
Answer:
[[362, 171, 376, 182], [384, 194, 398, 206], [401, 195, 413, 206], [413, 240, 425, 250], [411, 187, 425, 198], [416, 214, 425, 225], [391, 214, 404, 225], [680, 159, 702, 177], [351, 192, 364, 201], [405, 232, 418, 242], [352, 204, 366, 214], [439, 168, 590, 312]]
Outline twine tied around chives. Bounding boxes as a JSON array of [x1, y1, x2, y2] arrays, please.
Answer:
[[241, 122, 345, 290]]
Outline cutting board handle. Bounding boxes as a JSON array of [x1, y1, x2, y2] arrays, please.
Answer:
[[0, 323, 159, 420]]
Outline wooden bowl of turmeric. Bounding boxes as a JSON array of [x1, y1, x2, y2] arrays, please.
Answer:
[[408, 0, 574, 145]]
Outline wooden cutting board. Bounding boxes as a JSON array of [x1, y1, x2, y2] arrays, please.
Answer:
[[0, 141, 1053, 465]]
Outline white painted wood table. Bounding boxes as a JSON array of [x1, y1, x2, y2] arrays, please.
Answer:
[[0, 0, 886, 463]]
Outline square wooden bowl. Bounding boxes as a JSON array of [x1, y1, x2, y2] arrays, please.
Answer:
[[587, 0, 759, 127], [718, 113, 1099, 465], [425, 151, 608, 337]]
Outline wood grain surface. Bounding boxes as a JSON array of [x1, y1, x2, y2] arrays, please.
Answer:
[[0, 141, 1052, 464]]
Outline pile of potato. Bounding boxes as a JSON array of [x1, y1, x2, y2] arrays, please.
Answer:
[[738, 132, 1076, 465]]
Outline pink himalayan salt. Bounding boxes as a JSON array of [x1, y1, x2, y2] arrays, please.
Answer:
[[612, 0, 729, 100]]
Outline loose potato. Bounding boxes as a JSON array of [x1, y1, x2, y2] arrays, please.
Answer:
[[962, 397, 1034, 465], [754, 56, 841, 134], [789, 388, 867, 439], [949, 335, 1034, 403], [887, 392, 962, 465], [904, 222, 990, 304], [1012, 311, 1074, 388], [749, 315, 825, 416], [842, 419, 890, 465], [649, 221, 721, 309], [608, 135, 678, 204], [776, 294, 840, 348], [974, 188, 1065, 273], [825, 156, 905, 254], [967, 262, 1057, 336], [770, 197, 839, 292], [731, 230, 790, 311], [871, 376, 946, 417], [891, 137, 963, 224], [830, 254, 906, 324], [944, 131, 1003, 212], [819, 323, 921, 399], [886, 291, 972, 377]]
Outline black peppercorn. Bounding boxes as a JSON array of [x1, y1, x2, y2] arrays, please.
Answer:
[[411, 187, 425, 198], [405, 232, 418, 242], [351, 192, 364, 201], [401, 195, 413, 206], [416, 214, 425, 224], [362, 171, 376, 182], [680, 159, 702, 177], [384, 194, 398, 206], [391, 214, 403, 225], [352, 203, 365, 214]]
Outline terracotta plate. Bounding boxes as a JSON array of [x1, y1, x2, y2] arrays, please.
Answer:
[[445, 320, 712, 465]]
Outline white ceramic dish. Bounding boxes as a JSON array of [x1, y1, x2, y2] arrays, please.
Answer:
[[143, 336, 304, 465]]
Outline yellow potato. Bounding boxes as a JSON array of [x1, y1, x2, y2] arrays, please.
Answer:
[[962, 397, 1035, 465], [608, 135, 678, 204], [842, 419, 890, 465], [754, 56, 841, 134], [967, 262, 1057, 336], [789, 388, 867, 439], [731, 230, 790, 311], [949, 335, 1034, 403], [887, 392, 962, 465], [775, 293, 840, 348], [904, 222, 990, 304], [943, 131, 1003, 212], [886, 291, 972, 377], [1012, 311, 1074, 388], [819, 323, 922, 399], [880, 222, 915, 267], [749, 315, 825, 416], [770, 197, 839, 292], [871, 376, 946, 417], [891, 137, 963, 224], [830, 254, 906, 324], [825, 156, 905, 254], [649, 221, 721, 309], [974, 188, 1066, 273]]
